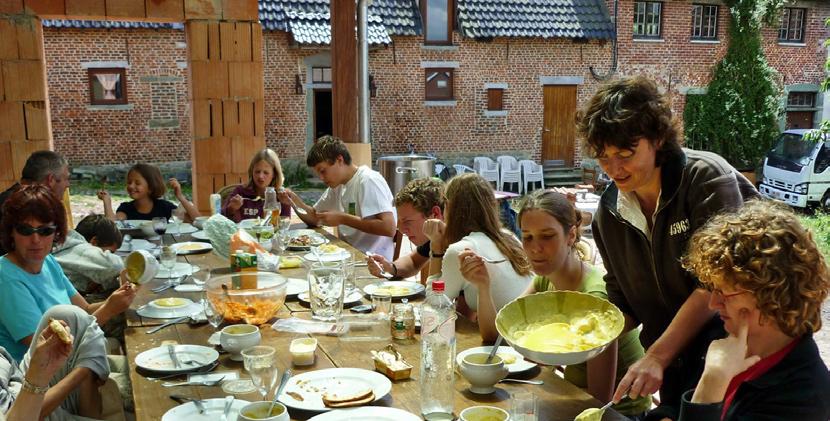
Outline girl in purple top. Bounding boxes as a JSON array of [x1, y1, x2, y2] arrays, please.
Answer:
[[222, 148, 291, 222]]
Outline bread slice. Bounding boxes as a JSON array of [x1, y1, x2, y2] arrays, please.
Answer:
[[48, 319, 71, 344], [322, 387, 374, 408]]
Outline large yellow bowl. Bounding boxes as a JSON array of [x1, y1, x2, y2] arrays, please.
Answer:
[[495, 290, 625, 366]]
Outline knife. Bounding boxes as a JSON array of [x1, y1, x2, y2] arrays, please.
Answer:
[[170, 394, 206, 414], [167, 344, 181, 369], [146, 315, 190, 334]]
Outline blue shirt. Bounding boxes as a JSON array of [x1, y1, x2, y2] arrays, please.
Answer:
[[0, 255, 78, 361]]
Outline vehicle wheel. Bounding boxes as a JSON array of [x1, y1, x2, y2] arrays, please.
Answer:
[[822, 191, 830, 211]]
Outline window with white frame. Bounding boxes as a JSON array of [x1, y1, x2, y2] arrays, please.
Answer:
[[634, 1, 662, 38], [691, 4, 718, 40], [779, 8, 806, 43]]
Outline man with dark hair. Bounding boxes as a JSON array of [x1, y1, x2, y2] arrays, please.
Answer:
[[367, 177, 445, 281], [282, 136, 397, 259], [577, 76, 756, 420], [0, 150, 70, 255]]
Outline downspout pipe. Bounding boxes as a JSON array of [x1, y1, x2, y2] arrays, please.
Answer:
[[590, 0, 618, 80], [358, 0, 371, 144]]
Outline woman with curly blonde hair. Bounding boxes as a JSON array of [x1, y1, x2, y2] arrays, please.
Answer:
[[680, 200, 830, 421]]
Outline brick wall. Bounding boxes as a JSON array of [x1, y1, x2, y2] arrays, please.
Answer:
[[43, 27, 190, 166], [40, 1, 829, 166]]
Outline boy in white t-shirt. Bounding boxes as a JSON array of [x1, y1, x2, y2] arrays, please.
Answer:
[[281, 136, 397, 260]]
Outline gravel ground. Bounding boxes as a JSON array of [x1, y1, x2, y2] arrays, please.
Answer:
[[68, 193, 830, 368]]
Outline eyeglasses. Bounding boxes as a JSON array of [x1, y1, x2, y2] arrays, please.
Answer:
[[15, 224, 57, 237], [711, 287, 750, 301]]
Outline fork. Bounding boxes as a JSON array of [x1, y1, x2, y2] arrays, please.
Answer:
[[365, 252, 395, 279], [162, 376, 225, 387], [244, 196, 263, 202]]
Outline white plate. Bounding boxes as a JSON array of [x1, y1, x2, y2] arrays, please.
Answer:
[[149, 297, 193, 310], [171, 241, 213, 255], [279, 368, 392, 412], [362, 281, 425, 299], [117, 238, 155, 253], [286, 230, 329, 250], [117, 220, 147, 230], [190, 230, 209, 241], [162, 398, 250, 421], [457, 346, 538, 374], [167, 223, 198, 235], [285, 277, 308, 296], [136, 301, 202, 319], [297, 290, 363, 305], [174, 284, 205, 293], [303, 250, 350, 262], [309, 406, 421, 421], [135, 344, 219, 374], [155, 263, 200, 279]]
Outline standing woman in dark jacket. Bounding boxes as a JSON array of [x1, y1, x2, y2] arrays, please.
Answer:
[[576, 76, 757, 420], [681, 200, 830, 421]]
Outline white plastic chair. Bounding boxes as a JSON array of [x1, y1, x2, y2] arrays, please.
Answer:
[[453, 164, 475, 176], [497, 156, 523, 194], [473, 157, 500, 188], [519, 160, 544, 193]]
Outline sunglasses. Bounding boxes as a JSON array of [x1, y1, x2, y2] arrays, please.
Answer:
[[15, 224, 58, 237]]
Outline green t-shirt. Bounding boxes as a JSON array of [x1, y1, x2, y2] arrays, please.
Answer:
[[533, 267, 652, 416]]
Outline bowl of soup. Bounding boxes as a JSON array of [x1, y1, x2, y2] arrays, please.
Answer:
[[238, 401, 289, 421], [205, 272, 287, 325], [495, 290, 624, 366]]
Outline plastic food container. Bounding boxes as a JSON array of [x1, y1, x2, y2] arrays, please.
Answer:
[[290, 338, 317, 366]]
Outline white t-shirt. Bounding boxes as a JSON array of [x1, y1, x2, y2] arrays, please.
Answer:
[[314, 165, 397, 260], [429, 231, 532, 312]]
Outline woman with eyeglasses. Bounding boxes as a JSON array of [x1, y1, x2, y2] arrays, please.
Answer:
[[679, 200, 830, 420]]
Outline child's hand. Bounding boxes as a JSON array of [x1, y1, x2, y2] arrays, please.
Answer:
[[316, 211, 342, 226], [168, 178, 182, 196], [458, 248, 490, 287], [227, 194, 244, 212], [97, 189, 111, 204]]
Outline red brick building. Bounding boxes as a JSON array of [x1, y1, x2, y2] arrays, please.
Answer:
[[40, 0, 829, 168]]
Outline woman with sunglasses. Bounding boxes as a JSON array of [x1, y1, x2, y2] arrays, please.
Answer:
[[0, 185, 135, 363], [679, 200, 830, 420]]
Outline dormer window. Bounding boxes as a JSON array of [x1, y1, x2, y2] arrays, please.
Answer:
[[422, 0, 454, 45]]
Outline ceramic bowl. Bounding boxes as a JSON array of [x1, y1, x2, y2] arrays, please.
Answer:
[[237, 401, 289, 421], [124, 250, 159, 285], [458, 353, 508, 394], [459, 405, 510, 421], [192, 216, 210, 229], [219, 324, 261, 361], [495, 290, 624, 366]]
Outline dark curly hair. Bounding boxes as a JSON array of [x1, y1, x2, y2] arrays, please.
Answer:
[[1, 184, 68, 252], [683, 200, 830, 337], [576, 76, 681, 166], [394, 178, 445, 215]]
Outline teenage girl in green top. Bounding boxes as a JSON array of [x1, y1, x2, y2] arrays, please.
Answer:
[[458, 190, 651, 418]]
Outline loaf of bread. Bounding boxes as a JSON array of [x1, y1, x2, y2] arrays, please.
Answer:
[[48, 319, 71, 344]]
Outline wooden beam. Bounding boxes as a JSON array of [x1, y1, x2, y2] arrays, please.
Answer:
[[23, 100, 49, 140], [11, 139, 49, 177], [65, 0, 106, 19], [185, 20, 208, 61], [106, 0, 146, 18], [193, 137, 230, 173], [230, 135, 262, 173], [2, 60, 46, 101], [189, 60, 227, 99], [251, 22, 262, 62], [0, 19, 19, 60], [16, 18, 43, 60], [145, 0, 184, 21], [0, 141, 14, 183], [0, 101, 25, 141], [23, 0, 65, 16], [0, 0, 24, 14], [184, 0, 221, 20], [221, 0, 256, 21], [330, 0, 358, 143]]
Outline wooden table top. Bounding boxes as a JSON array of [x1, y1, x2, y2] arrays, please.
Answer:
[[123, 225, 627, 420]]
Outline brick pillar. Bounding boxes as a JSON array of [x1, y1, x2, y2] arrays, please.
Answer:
[[0, 14, 52, 192], [186, 0, 264, 213]]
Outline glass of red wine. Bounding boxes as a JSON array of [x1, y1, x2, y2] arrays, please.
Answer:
[[152, 217, 167, 247]]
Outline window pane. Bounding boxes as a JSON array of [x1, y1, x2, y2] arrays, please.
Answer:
[[634, 2, 645, 34], [323, 68, 331, 82], [691, 5, 702, 38], [426, 0, 449, 42], [792, 9, 803, 41], [779, 8, 790, 40]]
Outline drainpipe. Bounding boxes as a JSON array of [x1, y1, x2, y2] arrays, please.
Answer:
[[358, 0, 371, 143], [590, 0, 618, 81]]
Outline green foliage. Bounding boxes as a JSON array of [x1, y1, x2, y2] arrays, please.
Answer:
[[683, 0, 784, 169], [799, 211, 830, 261]]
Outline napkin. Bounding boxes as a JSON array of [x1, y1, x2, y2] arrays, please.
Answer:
[[279, 256, 302, 269]]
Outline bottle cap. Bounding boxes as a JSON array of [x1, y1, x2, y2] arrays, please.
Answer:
[[432, 280, 445, 293]]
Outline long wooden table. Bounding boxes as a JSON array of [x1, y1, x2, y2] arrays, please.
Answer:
[[124, 226, 627, 420]]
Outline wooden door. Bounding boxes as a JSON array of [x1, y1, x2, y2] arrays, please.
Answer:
[[542, 85, 577, 165], [786, 111, 814, 130]]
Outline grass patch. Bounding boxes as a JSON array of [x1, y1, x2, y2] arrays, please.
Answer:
[[800, 211, 830, 259]]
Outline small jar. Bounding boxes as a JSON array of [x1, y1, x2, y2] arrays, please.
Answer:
[[391, 301, 415, 340]]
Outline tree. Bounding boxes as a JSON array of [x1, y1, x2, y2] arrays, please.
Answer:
[[684, 0, 787, 169]]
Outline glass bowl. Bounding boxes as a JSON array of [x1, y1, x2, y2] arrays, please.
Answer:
[[206, 272, 287, 325]]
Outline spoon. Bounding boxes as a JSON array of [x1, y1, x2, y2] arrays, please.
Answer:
[[222, 395, 234, 421], [574, 400, 613, 421], [245, 196, 263, 202], [485, 336, 504, 364], [268, 369, 292, 416], [498, 378, 544, 385]]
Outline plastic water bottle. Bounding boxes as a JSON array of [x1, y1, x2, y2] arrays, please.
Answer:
[[209, 193, 221, 215], [420, 280, 456, 420]]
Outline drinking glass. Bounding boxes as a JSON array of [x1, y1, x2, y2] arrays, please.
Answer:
[[242, 346, 278, 400], [152, 217, 167, 246], [340, 252, 356, 294], [307, 262, 345, 322], [202, 292, 223, 329], [160, 246, 177, 278], [510, 391, 538, 421], [372, 291, 392, 318]]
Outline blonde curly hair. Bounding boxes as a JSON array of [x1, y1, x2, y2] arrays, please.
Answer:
[[683, 200, 830, 337]]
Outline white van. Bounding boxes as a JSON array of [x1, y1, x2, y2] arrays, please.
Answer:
[[759, 129, 830, 208]]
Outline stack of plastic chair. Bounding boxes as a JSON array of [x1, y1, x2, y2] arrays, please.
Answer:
[[473, 157, 500, 188], [519, 160, 544, 194], [452, 164, 476, 177], [497, 155, 523, 194]]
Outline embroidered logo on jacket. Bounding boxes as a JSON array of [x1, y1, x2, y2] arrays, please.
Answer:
[[669, 219, 690, 236]]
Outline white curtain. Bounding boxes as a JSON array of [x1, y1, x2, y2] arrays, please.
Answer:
[[95, 73, 120, 100]]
